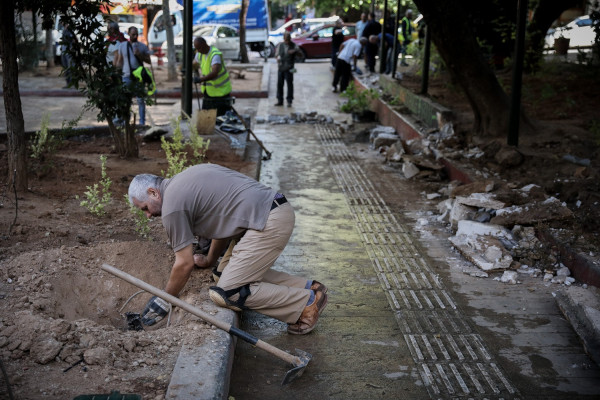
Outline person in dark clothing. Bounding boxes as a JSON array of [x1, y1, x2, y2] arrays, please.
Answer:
[[378, 32, 401, 74], [331, 18, 345, 68], [275, 31, 298, 107], [361, 12, 381, 73]]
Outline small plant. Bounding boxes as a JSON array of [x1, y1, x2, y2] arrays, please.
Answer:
[[339, 82, 379, 114], [31, 113, 53, 160], [161, 115, 210, 177], [125, 194, 151, 238], [161, 117, 188, 178], [187, 115, 210, 165], [78, 155, 112, 216]]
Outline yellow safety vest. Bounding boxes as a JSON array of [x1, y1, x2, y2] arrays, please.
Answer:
[[198, 46, 232, 97], [398, 17, 412, 43]]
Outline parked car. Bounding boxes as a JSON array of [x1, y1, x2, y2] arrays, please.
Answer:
[[162, 23, 241, 62], [267, 16, 340, 56], [291, 23, 356, 62], [545, 15, 595, 49]]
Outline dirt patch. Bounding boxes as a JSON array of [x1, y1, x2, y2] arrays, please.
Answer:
[[0, 133, 254, 399]]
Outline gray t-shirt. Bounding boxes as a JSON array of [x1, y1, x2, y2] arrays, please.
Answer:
[[118, 40, 149, 78], [160, 164, 277, 252]]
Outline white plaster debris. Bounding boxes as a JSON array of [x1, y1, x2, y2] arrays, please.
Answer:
[[495, 271, 519, 284], [402, 161, 420, 179]]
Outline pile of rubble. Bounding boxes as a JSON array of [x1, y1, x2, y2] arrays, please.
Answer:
[[256, 112, 334, 125], [367, 124, 581, 286]]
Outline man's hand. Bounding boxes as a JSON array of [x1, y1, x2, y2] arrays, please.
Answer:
[[193, 253, 212, 268], [141, 296, 170, 326], [193, 76, 202, 84]]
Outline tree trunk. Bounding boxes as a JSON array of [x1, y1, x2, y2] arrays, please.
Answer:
[[413, 0, 512, 137], [45, 28, 55, 67], [162, 0, 177, 81], [0, 0, 28, 190], [524, 0, 578, 72], [239, 0, 249, 63]]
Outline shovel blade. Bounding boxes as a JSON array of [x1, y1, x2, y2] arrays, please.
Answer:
[[281, 349, 312, 385]]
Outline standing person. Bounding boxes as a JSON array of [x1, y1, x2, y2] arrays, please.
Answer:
[[284, 12, 294, 32], [106, 21, 126, 65], [113, 26, 151, 126], [128, 164, 329, 335], [192, 37, 232, 116], [60, 21, 77, 88], [361, 12, 381, 73], [332, 37, 367, 93], [275, 31, 298, 107], [399, 9, 414, 67], [378, 32, 401, 74], [330, 18, 345, 68], [355, 12, 368, 44]]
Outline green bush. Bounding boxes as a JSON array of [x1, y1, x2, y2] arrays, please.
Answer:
[[339, 82, 379, 114]]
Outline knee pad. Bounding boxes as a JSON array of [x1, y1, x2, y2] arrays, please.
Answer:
[[209, 284, 251, 312]]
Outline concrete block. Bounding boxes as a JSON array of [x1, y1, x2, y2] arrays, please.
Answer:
[[456, 193, 506, 210]]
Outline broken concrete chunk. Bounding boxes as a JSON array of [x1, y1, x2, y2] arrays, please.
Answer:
[[456, 221, 514, 243], [402, 161, 420, 179], [373, 133, 399, 149], [456, 193, 506, 210], [497, 270, 518, 284], [449, 234, 513, 271], [369, 125, 396, 139], [491, 197, 573, 226], [449, 203, 477, 229]]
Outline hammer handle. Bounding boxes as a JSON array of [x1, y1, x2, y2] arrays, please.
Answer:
[[101, 263, 299, 365]]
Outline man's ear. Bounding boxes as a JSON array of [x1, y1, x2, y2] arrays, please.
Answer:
[[148, 187, 160, 199]]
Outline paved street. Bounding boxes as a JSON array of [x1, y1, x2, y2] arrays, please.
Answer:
[[228, 59, 600, 399]]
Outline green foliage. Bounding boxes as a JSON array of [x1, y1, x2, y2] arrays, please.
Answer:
[[188, 116, 211, 165], [339, 82, 379, 114], [30, 113, 53, 159], [78, 155, 112, 216], [124, 194, 151, 238], [58, 1, 154, 157], [161, 116, 210, 178]]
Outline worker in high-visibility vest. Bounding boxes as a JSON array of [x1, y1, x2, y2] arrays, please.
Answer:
[[398, 9, 413, 67], [193, 37, 233, 116]]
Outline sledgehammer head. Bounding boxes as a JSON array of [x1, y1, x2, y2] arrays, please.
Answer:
[[281, 349, 312, 385]]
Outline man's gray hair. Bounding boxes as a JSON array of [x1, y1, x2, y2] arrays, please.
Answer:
[[128, 174, 162, 204]]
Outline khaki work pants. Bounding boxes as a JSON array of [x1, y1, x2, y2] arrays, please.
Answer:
[[216, 202, 311, 324]]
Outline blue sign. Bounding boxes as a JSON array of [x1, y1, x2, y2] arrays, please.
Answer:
[[176, 0, 268, 29]]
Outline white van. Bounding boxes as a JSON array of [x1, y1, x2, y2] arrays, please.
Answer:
[[148, 10, 184, 49]]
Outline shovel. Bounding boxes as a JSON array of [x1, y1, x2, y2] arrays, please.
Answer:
[[101, 263, 311, 385]]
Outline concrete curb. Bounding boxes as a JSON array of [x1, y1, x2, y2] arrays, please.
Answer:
[[554, 286, 600, 367], [166, 301, 238, 400]]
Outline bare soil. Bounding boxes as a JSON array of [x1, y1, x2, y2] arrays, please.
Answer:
[[0, 61, 258, 398]]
